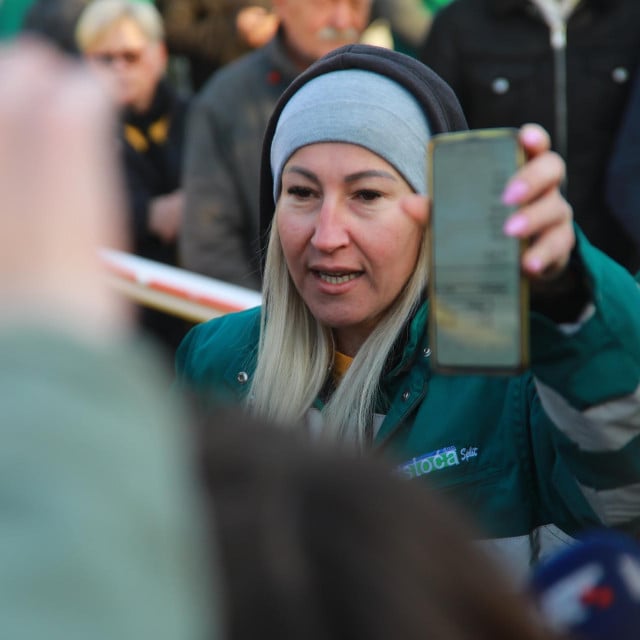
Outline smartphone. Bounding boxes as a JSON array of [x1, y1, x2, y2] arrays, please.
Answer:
[[427, 128, 529, 374]]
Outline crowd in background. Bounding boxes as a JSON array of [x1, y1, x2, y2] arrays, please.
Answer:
[[3, 0, 640, 356], [2, 1, 640, 639]]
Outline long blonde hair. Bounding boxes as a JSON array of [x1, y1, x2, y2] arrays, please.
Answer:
[[248, 209, 429, 450]]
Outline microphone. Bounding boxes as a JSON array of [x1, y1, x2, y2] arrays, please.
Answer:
[[529, 529, 640, 640]]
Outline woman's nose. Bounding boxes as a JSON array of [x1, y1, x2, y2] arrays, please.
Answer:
[[310, 199, 350, 252]]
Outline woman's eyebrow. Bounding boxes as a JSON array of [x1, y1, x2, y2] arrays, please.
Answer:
[[283, 166, 320, 185], [283, 167, 398, 184], [345, 170, 398, 183]]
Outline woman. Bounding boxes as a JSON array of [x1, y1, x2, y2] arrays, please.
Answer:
[[177, 44, 640, 577], [76, 0, 193, 355]]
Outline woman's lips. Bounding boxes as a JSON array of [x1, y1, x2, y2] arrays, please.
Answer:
[[314, 270, 362, 285]]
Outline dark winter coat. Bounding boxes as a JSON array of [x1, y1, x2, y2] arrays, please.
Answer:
[[122, 80, 188, 266], [420, 0, 640, 272]]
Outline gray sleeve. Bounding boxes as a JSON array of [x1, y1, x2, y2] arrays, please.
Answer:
[[179, 95, 262, 290]]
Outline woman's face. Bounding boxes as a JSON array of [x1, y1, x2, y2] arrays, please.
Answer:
[[85, 18, 166, 113], [277, 142, 422, 356]]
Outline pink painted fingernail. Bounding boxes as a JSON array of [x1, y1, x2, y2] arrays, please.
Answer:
[[503, 215, 527, 236], [525, 256, 543, 273], [521, 128, 543, 147], [502, 180, 528, 205]]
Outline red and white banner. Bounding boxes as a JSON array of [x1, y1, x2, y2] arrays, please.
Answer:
[[100, 249, 262, 323]]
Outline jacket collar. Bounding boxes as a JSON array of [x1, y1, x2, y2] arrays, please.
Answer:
[[383, 300, 429, 381], [265, 28, 308, 85], [123, 80, 173, 127]]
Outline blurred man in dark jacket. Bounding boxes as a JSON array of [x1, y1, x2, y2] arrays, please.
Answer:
[[180, 0, 372, 290], [420, 0, 640, 272]]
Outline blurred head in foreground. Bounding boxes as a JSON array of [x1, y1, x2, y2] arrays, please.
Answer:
[[194, 411, 558, 640]]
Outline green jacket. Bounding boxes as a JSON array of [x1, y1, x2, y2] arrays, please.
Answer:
[[176, 234, 640, 578]]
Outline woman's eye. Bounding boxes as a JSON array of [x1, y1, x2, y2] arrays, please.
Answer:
[[355, 189, 382, 202], [287, 186, 315, 199]]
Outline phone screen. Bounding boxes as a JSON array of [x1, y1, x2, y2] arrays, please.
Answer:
[[428, 129, 528, 373]]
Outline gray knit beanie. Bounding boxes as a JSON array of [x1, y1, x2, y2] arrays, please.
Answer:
[[270, 69, 432, 200]]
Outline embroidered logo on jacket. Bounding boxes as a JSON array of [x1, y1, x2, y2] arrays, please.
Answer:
[[400, 445, 478, 479]]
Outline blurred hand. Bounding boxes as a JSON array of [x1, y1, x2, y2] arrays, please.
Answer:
[[0, 39, 131, 338], [149, 190, 184, 243], [236, 7, 279, 49]]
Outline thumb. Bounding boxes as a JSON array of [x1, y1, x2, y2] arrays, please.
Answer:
[[401, 194, 430, 228]]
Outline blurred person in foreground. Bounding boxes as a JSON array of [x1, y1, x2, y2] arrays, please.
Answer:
[[419, 0, 640, 273], [76, 0, 191, 356], [179, 0, 372, 290], [197, 413, 561, 640], [0, 39, 213, 640], [176, 44, 640, 580]]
